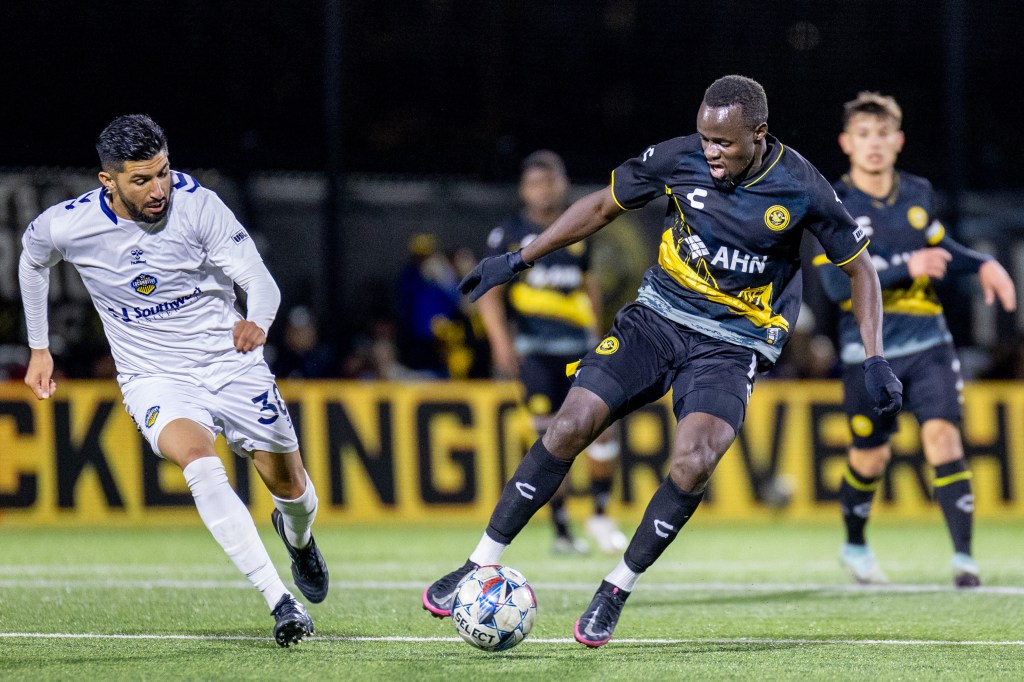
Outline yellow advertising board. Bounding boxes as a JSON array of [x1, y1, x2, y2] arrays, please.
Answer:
[[1, 379, 1022, 525]]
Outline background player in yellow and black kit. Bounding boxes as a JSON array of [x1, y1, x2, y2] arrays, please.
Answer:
[[478, 151, 627, 556], [424, 75, 901, 646], [815, 92, 1016, 587]]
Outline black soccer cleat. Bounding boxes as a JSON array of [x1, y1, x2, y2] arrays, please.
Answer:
[[421, 559, 478, 618], [574, 580, 630, 648], [272, 509, 329, 603], [271, 593, 315, 648]]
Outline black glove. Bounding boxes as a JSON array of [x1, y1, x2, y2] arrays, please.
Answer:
[[862, 356, 903, 416], [458, 250, 532, 302]]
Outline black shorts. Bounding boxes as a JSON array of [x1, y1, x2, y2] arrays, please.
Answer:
[[572, 304, 759, 433], [842, 342, 963, 448], [520, 353, 577, 416]]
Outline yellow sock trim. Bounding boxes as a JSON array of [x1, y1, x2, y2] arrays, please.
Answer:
[[843, 467, 880, 492], [933, 470, 973, 488]]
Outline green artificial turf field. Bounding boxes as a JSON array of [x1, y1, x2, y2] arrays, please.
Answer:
[[1, 518, 1022, 680]]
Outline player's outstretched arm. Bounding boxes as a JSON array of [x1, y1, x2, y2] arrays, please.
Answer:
[[459, 187, 624, 302], [979, 259, 1017, 312], [841, 251, 902, 415]]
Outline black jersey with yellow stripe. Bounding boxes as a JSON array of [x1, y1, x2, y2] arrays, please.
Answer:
[[487, 213, 594, 356], [816, 170, 988, 364], [610, 133, 867, 365]]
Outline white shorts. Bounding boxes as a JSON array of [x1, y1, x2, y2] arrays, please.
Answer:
[[121, 362, 299, 458]]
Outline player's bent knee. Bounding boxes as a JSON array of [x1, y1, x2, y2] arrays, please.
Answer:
[[920, 419, 964, 465], [668, 446, 721, 492], [543, 392, 610, 455], [849, 446, 890, 478]]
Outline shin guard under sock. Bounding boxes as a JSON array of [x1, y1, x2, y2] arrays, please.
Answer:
[[933, 459, 974, 555], [623, 477, 704, 573], [839, 465, 880, 545], [486, 440, 573, 544]]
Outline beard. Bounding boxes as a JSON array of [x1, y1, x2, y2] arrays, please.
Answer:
[[114, 186, 168, 224], [711, 175, 738, 192]]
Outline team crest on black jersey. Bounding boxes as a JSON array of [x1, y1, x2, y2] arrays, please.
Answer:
[[907, 206, 928, 229], [596, 336, 620, 355], [132, 274, 158, 296], [764, 205, 791, 231]]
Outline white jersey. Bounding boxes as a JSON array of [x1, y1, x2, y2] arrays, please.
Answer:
[[21, 172, 265, 389]]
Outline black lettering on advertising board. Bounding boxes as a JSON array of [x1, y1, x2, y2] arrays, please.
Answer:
[[0, 401, 38, 507], [417, 402, 475, 504], [326, 400, 396, 506], [53, 400, 123, 508]]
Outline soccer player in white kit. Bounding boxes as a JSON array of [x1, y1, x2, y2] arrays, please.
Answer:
[[19, 114, 327, 647]]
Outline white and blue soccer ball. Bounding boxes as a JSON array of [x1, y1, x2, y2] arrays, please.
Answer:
[[451, 565, 537, 652]]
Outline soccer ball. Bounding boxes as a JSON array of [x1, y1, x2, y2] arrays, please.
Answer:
[[451, 565, 537, 652]]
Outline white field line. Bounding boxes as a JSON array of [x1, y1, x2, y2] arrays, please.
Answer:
[[3, 559, 1021, 574], [1, 577, 1024, 595], [0, 632, 1022, 646]]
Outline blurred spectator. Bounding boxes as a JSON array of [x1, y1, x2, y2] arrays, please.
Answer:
[[270, 305, 339, 378], [395, 233, 464, 377], [341, 316, 436, 380]]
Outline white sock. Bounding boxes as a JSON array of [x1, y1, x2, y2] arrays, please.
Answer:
[[468, 532, 508, 566], [184, 457, 289, 610], [605, 558, 641, 592], [271, 471, 318, 549]]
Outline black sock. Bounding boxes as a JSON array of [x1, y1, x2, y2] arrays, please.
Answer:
[[839, 465, 879, 545], [591, 478, 612, 516], [550, 496, 571, 538], [486, 440, 573, 544], [623, 477, 704, 573], [933, 459, 974, 555]]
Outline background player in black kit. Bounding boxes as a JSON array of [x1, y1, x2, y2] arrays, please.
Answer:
[[422, 75, 902, 647], [815, 92, 1016, 587], [479, 150, 626, 556]]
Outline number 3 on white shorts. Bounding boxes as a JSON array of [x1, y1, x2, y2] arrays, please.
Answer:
[[251, 385, 288, 425]]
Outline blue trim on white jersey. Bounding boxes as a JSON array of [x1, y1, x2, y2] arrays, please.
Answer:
[[172, 171, 201, 193], [98, 189, 118, 225]]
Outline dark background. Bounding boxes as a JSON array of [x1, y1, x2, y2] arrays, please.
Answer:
[[2, 0, 1022, 189], [2, 0, 1023, 379]]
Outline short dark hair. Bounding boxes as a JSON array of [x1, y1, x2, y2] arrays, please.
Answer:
[[521, 149, 566, 176], [96, 114, 168, 171], [842, 91, 902, 130], [703, 75, 769, 128]]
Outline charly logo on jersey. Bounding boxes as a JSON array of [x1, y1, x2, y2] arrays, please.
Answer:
[[596, 336, 619, 355], [764, 205, 791, 231], [907, 205, 928, 229], [129, 248, 146, 265], [131, 274, 158, 296], [145, 406, 160, 428], [524, 264, 583, 288]]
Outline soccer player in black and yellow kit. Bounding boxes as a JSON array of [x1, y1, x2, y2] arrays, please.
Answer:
[[479, 150, 627, 556], [423, 75, 901, 646], [815, 92, 1016, 587]]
